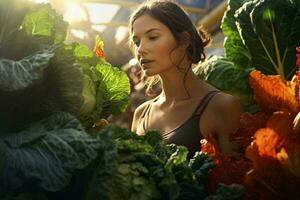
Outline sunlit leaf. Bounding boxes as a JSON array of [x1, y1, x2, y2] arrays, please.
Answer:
[[250, 70, 299, 113]]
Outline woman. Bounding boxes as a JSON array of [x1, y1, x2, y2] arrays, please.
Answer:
[[130, 0, 242, 158]]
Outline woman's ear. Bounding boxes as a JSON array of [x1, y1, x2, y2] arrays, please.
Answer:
[[179, 32, 190, 48]]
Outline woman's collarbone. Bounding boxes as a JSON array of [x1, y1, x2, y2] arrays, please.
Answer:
[[147, 100, 199, 133]]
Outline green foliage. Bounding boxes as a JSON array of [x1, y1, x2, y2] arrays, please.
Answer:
[[194, 56, 257, 112], [224, 0, 300, 79], [196, 0, 300, 112], [0, 49, 55, 92], [22, 4, 67, 44], [0, 1, 67, 60], [221, 0, 252, 69], [0, 1, 130, 131], [0, 45, 84, 131], [204, 184, 244, 200], [0, 1, 245, 200], [0, 193, 48, 200], [84, 128, 118, 200], [0, 1, 130, 199], [0, 113, 101, 194], [64, 43, 131, 128], [83, 125, 244, 200], [95, 62, 130, 118]]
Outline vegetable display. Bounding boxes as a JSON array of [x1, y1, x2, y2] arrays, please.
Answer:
[[194, 0, 300, 112], [0, 1, 244, 200], [2, 0, 298, 199], [0, 0, 130, 132], [198, 0, 300, 199]]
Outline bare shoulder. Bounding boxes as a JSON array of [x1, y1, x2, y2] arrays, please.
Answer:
[[131, 100, 151, 132], [206, 92, 243, 157], [211, 92, 243, 134], [213, 92, 242, 113]]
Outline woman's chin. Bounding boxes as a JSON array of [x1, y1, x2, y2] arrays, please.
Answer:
[[143, 69, 156, 76]]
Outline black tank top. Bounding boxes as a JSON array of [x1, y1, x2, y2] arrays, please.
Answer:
[[139, 90, 220, 159]]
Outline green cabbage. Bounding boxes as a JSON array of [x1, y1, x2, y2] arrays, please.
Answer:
[[0, 112, 101, 194], [223, 0, 300, 79], [0, 0, 130, 131]]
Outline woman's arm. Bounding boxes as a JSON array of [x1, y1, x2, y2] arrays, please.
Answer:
[[208, 94, 243, 157]]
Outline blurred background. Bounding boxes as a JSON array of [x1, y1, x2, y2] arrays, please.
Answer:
[[28, 0, 228, 129]]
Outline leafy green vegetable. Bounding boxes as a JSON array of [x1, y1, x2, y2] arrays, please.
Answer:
[[0, 1, 82, 131], [0, 0, 33, 59], [194, 56, 257, 112], [84, 125, 244, 200], [0, 193, 48, 200], [0, 112, 100, 194], [110, 160, 160, 200], [0, 1, 130, 131], [221, 0, 252, 69], [22, 4, 67, 44], [204, 183, 244, 200], [95, 62, 130, 118], [189, 152, 216, 185], [0, 1, 67, 60], [69, 42, 131, 126], [0, 45, 84, 131], [224, 0, 300, 79], [198, 0, 300, 112], [84, 128, 118, 200], [0, 49, 54, 91], [0, 1, 245, 200]]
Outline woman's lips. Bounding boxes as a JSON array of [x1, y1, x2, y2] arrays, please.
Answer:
[[141, 60, 154, 69], [142, 62, 152, 68]]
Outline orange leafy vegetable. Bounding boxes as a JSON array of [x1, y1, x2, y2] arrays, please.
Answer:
[[247, 111, 294, 159], [249, 70, 299, 113], [201, 46, 300, 200], [244, 111, 300, 199], [233, 112, 269, 151], [297, 47, 300, 67], [295, 46, 300, 104]]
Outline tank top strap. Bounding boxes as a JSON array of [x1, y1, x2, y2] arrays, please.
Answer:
[[140, 103, 151, 119], [139, 95, 160, 131], [193, 90, 220, 116], [140, 95, 159, 118]]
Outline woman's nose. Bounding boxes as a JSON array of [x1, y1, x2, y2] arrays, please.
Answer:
[[137, 41, 147, 55]]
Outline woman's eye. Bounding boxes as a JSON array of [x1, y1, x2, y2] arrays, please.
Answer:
[[149, 36, 157, 40]]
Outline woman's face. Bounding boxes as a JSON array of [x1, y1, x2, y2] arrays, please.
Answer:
[[132, 14, 186, 76]]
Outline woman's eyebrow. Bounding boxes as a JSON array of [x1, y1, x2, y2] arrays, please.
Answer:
[[145, 28, 160, 34], [132, 28, 160, 39]]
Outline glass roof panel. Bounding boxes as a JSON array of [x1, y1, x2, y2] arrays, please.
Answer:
[[115, 26, 128, 45], [64, 2, 88, 22], [85, 3, 120, 24]]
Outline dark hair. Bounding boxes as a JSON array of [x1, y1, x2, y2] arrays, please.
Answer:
[[129, 0, 210, 64], [129, 0, 211, 96]]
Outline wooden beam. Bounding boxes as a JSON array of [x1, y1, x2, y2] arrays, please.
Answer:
[[83, 0, 206, 14], [93, 21, 128, 27], [183, 6, 206, 15], [83, 0, 139, 7], [69, 21, 129, 30], [197, 1, 227, 32]]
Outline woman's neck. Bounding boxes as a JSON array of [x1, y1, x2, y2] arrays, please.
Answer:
[[159, 69, 201, 102]]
